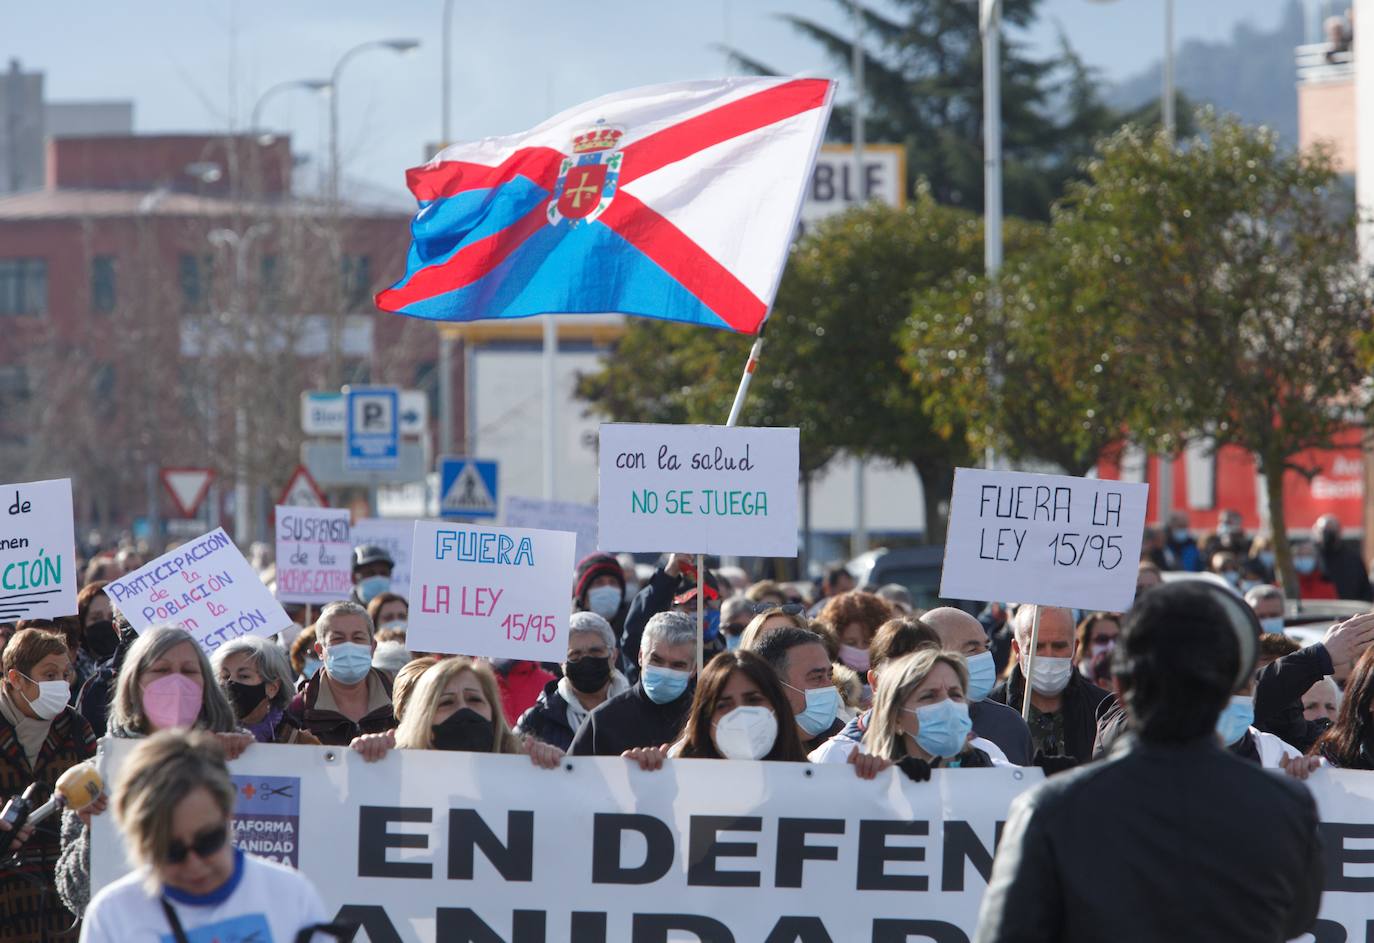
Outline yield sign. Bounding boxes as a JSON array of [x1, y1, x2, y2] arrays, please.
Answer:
[[279, 464, 328, 508], [160, 467, 215, 518]]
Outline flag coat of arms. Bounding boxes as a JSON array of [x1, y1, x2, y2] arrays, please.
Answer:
[[376, 77, 835, 334]]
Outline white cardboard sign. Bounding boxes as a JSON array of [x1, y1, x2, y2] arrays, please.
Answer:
[[351, 518, 416, 598], [597, 423, 799, 556], [940, 468, 1148, 611], [105, 528, 293, 653], [273, 506, 353, 605], [503, 496, 598, 564], [407, 521, 576, 661], [0, 478, 77, 621]]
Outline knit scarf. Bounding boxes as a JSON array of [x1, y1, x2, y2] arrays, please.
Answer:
[[0, 683, 53, 769]]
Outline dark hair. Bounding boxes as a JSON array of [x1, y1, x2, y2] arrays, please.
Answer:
[[1112, 582, 1246, 742], [869, 618, 940, 672], [1312, 646, 1374, 767], [823, 564, 852, 589], [1074, 612, 1120, 659], [366, 592, 409, 625], [1258, 632, 1300, 661], [751, 626, 827, 678], [677, 651, 805, 761], [77, 580, 110, 628]]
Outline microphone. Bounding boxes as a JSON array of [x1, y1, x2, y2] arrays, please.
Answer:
[[0, 763, 104, 840]]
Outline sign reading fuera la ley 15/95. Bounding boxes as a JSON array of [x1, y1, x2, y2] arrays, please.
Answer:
[[940, 468, 1149, 612], [597, 423, 799, 557]]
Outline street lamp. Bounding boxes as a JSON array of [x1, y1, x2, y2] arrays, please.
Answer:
[[329, 38, 421, 204], [250, 78, 331, 145], [1088, 0, 1175, 142]]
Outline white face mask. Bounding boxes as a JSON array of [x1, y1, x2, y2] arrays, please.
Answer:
[[1025, 656, 1073, 696], [20, 674, 70, 720], [712, 705, 778, 760]]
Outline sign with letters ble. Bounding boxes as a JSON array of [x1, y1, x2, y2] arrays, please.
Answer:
[[407, 521, 576, 662], [940, 468, 1149, 612]]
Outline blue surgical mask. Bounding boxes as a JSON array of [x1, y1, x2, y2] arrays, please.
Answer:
[[725, 633, 743, 651], [1239, 580, 1261, 594], [1294, 556, 1317, 575], [784, 681, 839, 737], [641, 665, 690, 704], [301, 656, 321, 679], [1260, 616, 1285, 635], [1259, 551, 1275, 569], [909, 698, 974, 759], [587, 585, 623, 620], [1216, 695, 1254, 747], [324, 642, 373, 685], [964, 651, 997, 702], [703, 608, 721, 641], [1170, 527, 1190, 543], [1221, 571, 1240, 587], [357, 574, 391, 604]]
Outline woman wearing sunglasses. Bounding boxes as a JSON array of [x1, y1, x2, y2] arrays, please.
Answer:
[[80, 730, 333, 943]]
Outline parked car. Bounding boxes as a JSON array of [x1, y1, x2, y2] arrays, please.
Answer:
[[846, 546, 979, 615]]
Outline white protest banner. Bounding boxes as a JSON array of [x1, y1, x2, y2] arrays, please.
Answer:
[[503, 495, 598, 563], [0, 478, 77, 621], [273, 506, 353, 604], [91, 739, 1040, 943], [1303, 768, 1374, 942], [407, 521, 576, 661], [598, 423, 799, 556], [940, 468, 1148, 611], [351, 517, 415, 597], [105, 528, 292, 653]]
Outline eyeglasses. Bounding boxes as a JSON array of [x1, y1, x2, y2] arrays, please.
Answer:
[[750, 602, 805, 616], [165, 824, 230, 864]]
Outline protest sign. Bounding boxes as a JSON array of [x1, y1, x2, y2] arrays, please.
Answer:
[[503, 496, 598, 563], [351, 517, 415, 597], [598, 423, 799, 556], [406, 521, 576, 661], [0, 478, 77, 621], [92, 740, 1039, 943], [105, 528, 293, 653], [940, 468, 1149, 612], [273, 506, 352, 604]]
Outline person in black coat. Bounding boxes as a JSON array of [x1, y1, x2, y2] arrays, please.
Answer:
[[517, 612, 631, 751], [976, 582, 1323, 943], [1314, 514, 1373, 601], [620, 555, 725, 683], [569, 611, 697, 756], [988, 606, 1108, 765]]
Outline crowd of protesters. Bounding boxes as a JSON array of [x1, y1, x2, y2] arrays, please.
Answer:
[[0, 509, 1370, 941]]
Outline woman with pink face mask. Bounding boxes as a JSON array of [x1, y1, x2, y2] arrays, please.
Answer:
[[55, 626, 250, 922]]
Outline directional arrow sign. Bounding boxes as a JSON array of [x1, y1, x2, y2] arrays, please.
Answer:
[[301, 391, 429, 436], [161, 468, 215, 518]]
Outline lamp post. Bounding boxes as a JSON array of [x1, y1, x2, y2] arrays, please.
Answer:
[[329, 38, 420, 205], [439, 2, 457, 459], [250, 78, 332, 141], [1088, 0, 1175, 142], [981, 0, 1002, 472], [209, 224, 273, 546]]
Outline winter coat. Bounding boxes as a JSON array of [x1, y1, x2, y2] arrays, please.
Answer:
[[494, 662, 556, 727], [515, 681, 579, 752], [975, 734, 1323, 943], [284, 668, 394, 746], [989, 667, 1109, 764], [0, 703, 96, 943], [568, 680, 693, 757]]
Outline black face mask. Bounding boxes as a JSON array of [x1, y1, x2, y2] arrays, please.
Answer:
[[85, 619, 119, 660], [564, 656, 612, 694], [431, 708, 496, 752], [225, 680, 268, 719]]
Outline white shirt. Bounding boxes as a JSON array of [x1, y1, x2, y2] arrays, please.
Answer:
[[808, 733, 1011, 767], [1249, 726, 1303, 769], [81, 850, 327, 943]]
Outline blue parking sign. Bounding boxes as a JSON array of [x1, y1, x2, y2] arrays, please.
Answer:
[[439, 457, 499, 520], [344, 386, 399, 471]]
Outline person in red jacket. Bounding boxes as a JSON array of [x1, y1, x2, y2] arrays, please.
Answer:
[[1292, 539, 1338, 601], [490, 659, 556, 726]]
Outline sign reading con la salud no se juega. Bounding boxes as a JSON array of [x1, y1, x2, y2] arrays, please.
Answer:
[[105, 527, 293, 653], [406, 520, 576, 662], [273, 506, 353, 605], [940, 468, 1149, 612], [597, 423, 800, 557], [90, 740, 1039, 943], [0, 478, 77, 622]]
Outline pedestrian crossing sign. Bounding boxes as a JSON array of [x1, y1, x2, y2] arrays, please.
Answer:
[[439, 458, 499, 520]]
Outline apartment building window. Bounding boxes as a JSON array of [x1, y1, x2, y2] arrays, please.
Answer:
[[179, 253, 214, 312], [341, 254, 372, 311], [91, 255, 116, 313], [0, 259, 47, 315]]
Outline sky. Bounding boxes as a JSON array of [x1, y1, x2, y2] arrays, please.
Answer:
[[9, 0, 1297, 204]]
